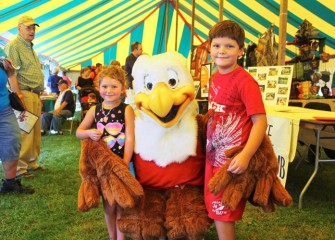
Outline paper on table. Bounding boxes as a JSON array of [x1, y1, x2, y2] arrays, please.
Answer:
[[14, 110, 39, 134]]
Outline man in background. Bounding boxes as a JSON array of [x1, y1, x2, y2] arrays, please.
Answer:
[[41, 80, 75, 135], [5, 15, 46, 178], [124, 42, 143, 89]]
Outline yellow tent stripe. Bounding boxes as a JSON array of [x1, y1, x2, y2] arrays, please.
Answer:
[[288, 1, 335, 33], [2, 0, 22, 9], [35, 1, 121, 51], [142, 7, 159, 55], [2, 1, 72, 30], [116, 34, 131, 67]]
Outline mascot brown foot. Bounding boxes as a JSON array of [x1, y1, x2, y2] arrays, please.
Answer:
[[117, 189, 166, 240], [118, 186, 211, 240], [165, 185, 212, 240]]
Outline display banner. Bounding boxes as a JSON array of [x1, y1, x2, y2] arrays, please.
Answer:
[[266, 115, 292, 186]]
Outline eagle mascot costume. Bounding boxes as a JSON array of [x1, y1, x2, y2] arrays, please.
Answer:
[[117, 52, 212, 239], [77, 52, 292, 240]]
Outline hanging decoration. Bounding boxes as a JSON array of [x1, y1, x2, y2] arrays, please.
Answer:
[[255, 24, 278, 66]]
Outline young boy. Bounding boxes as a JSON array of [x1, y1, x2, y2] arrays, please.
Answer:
[[205, 20, 267, 240]]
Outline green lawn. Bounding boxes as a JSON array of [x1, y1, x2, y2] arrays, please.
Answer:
[[1, 123, 334, 240]]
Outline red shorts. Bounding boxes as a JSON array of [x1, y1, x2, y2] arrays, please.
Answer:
[[204, 162, 247, 222]]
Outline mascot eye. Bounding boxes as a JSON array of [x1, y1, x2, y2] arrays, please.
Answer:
[[167, 70, 179, 89], [146, 82, 153, 90], [144, 74, 153, 91], [168, 78, 177, 88]]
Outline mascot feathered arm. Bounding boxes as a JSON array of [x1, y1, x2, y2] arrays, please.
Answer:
[[208, 135, 293, 212], [78, 139, 144, 211]]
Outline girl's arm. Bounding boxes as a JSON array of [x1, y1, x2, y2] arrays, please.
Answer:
[[76, 106, 102, 140], [123, 105, 135, 165], [228, 113, 267, 174]]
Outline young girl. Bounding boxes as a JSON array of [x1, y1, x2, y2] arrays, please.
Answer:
[[76, 65, 135, 240]]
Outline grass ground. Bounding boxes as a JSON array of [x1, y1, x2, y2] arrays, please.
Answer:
[[1, 121, 335, 240]]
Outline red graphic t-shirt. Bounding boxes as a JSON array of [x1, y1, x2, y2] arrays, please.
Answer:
[[206, 67, 265, 167]]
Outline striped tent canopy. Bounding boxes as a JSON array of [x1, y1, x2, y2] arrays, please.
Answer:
[[1, 0, 334, 70]]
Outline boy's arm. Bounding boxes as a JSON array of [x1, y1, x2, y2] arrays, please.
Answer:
[[228, 113, 267, 174]]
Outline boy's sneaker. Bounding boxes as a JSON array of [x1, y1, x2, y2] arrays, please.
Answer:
[[0, 179, 35, 194]]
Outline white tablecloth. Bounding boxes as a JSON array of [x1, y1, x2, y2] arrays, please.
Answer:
[[265, 105, 335, 185]]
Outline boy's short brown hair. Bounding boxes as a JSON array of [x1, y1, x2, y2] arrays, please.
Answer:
[[98, 65, 127, 88], [209, 20, 245, 49]]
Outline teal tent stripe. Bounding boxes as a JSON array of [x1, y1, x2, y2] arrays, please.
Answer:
[[34, 0, 126, 48], [179, 0, 217, 28], [0, 0, 48, 20], [36, 2, 157, 54], [81, 59, 92, 68], [130, 22, 145, 54], [295, 0, 335, 26], [178, 26, 191, 58], [58, 28, 131, 66], [104, 44, 117, 65], [166, 0, 175, 50], [153, 2, 166, 54]]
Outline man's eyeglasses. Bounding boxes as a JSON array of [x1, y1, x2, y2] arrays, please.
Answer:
[[24, 26, 37, 32]]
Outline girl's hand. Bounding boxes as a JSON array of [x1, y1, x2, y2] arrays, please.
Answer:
[[89, 129, 103, 141]]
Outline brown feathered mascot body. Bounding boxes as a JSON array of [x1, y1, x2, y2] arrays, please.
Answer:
[[117, 52, 212, 239]]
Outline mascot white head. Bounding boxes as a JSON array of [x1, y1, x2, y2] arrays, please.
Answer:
[[132, 52, 198, 167]]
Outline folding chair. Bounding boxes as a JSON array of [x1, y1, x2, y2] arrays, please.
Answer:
[[288, 101, 303, 107], [295, 102, 331, 169], [62, 94, 77, 135]]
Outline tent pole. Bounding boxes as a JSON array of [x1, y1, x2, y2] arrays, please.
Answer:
[[175, 0, 179, 51], [165, 0, 169, 52], [278, 0, 288, 65], [219, 0, 224, 21], [191, 0, 195, 51]]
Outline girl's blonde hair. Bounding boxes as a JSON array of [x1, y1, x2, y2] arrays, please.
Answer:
[[98, 65, 127, 88]]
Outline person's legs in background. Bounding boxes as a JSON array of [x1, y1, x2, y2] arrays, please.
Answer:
[[0, 106, 34, 194], [41, 112, 53, 133], [51, 110, 72, 134], [17, 91, 45, 177]]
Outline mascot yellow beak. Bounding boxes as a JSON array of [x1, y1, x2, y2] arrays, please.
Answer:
[[136, 82, 195, 128]]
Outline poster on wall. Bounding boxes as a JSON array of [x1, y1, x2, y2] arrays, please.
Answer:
[[199, 63, 211, 98], [248, 66, 293, 106], [190, 40, 210, 80]]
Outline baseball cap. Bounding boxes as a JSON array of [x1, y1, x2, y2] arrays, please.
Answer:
[[18, 16, 40, 27], [58, 79, 68, 85]]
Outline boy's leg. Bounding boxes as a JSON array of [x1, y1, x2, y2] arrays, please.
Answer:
[[215, 220, 235, 240]]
